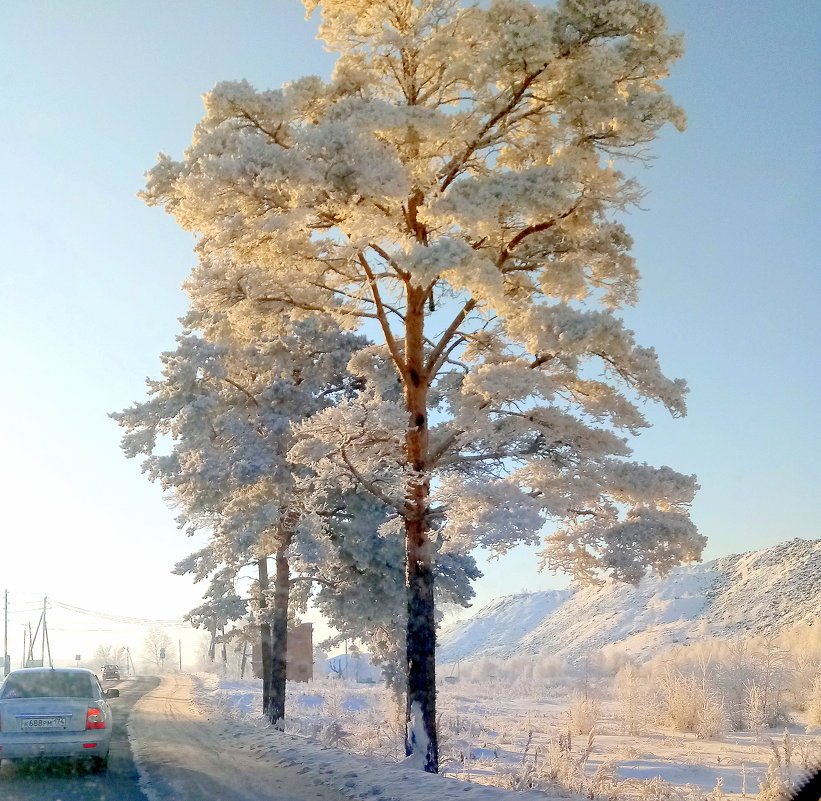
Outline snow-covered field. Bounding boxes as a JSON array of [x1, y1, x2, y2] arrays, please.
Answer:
[[188, 669, 821, 801]]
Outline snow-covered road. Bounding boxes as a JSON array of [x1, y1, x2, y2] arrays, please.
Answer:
[[130, 673, 350, 801]]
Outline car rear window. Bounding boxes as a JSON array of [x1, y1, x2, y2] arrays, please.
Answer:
[[1, 672, 95, 699]]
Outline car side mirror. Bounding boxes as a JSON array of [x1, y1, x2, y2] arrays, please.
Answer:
[[103, 688, 120, 699]]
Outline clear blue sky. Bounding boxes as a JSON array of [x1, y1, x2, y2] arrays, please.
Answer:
[[1, 0, 819, 650]]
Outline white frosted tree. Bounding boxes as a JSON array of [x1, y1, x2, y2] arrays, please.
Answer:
[[93, 644, 127, 668], [141, 0, 702, 770], [142, 627, 176, 672], [115, 313, 478, 723], [114, 313, 365, 723], [180, 565, 248, 662], [302, 487, 479, 696]]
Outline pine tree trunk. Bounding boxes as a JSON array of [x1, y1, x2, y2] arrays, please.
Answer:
[[209, 626, 217, 661], [240, 640, 248, 680], [269, 545, 290, 729], [257, 557, 273, 718], [403, 286, 439, 773]]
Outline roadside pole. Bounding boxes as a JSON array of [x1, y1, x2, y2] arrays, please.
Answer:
[[179, 639, 182, 672], [40, 595, 46, 666], [3, 589, 9, 676]]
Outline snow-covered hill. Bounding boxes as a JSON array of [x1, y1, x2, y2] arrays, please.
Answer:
[[438, 538, 821, 664]]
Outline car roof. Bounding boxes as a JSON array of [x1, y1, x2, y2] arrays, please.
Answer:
[[5, 667, 96, 677]]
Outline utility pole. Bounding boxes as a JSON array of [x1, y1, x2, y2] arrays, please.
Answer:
[[27, 621, 36, 665], [3, 589, 9, 676], [40, 596, 47, 666], [43, 610, 52, 669], [179, 639, 182, 672]]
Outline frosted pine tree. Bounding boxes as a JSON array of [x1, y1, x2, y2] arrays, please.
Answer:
[[113, 313, 364, 723], [301, 487, 480, 698], [142, 0, 703, 770]]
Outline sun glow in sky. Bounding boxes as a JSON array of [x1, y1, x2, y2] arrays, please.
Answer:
[[1, 1, 819, 660]]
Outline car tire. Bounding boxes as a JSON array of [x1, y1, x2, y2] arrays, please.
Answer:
[[89, 755, 108, 773]]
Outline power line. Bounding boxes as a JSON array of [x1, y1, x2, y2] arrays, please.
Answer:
[[48, 599, 188, 627]]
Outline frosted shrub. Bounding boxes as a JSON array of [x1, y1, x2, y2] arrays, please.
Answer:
[[794, 736, 821, 770], [616, 663, 648, 736], [496, 739, 619, 798], [504, 654, 536, 684], [322, 679, 347, 720], [533, 654, 567, 682], [694, 691, 728, 739], [651, 666, 727, 737], [779, 625, 821, 712], [806, 675, 821, 728], [755, 733, 794, 801], [321, 719, 352, 748], [745, 682, 767, 734], [568, 691, 599, 735], [655, 668, 702, 732], [592, 647, 632, 677], [538, 732, 592, 793], [459, 658, 500, 684]]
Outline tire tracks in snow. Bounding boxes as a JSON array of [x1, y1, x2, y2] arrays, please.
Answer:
[[129, 673, 350, 801]]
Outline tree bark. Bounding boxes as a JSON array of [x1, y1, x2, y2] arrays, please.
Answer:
[[403, 286, 439, 773], [208, 623, 217, 662], [257, 557, 273, 718], [269, 544, 290, 729], [240, 640, 248, 680]]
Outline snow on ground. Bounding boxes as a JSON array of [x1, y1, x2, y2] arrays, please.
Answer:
[[186, 671, 821, 801], [128, 673, 350, 801], [128, 672, 561, 801], [188, 672, 560, 801]]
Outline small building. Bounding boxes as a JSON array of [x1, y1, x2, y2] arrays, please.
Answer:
[[252, 622, 313, 682]]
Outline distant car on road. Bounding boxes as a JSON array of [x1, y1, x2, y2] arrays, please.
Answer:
[[0, 667, 119, 772], [101, 664, 120, 681]]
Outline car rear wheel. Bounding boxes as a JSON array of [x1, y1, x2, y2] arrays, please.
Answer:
[[89, 755, 108, 773]]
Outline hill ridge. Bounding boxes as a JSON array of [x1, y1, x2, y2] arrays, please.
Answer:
[[438, 538, 820, 664]]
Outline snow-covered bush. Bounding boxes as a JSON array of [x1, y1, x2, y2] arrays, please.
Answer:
[[756, 733, 794, 801], [745, 682, 768, 734], [649, 666, 728, 738], [615, 663, 647, 736], [568, 691, 599, 735], [779, 625, 821, 713], [695, 691, 729, 740], [806, 675, 821, 729], [533, 654, 568, 682]]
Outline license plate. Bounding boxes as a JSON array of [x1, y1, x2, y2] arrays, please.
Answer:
[[20, 717, 67, 730]]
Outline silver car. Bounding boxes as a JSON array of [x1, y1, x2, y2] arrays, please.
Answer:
[[0, 667, 119, 772]]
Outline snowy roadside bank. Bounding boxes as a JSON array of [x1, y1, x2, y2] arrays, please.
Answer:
[[187, 672, 564, 801], [184, 669, 821, 801], [126, 673, 349, 801]]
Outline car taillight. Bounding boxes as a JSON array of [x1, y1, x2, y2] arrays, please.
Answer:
[[85, 708, 105, 729]]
